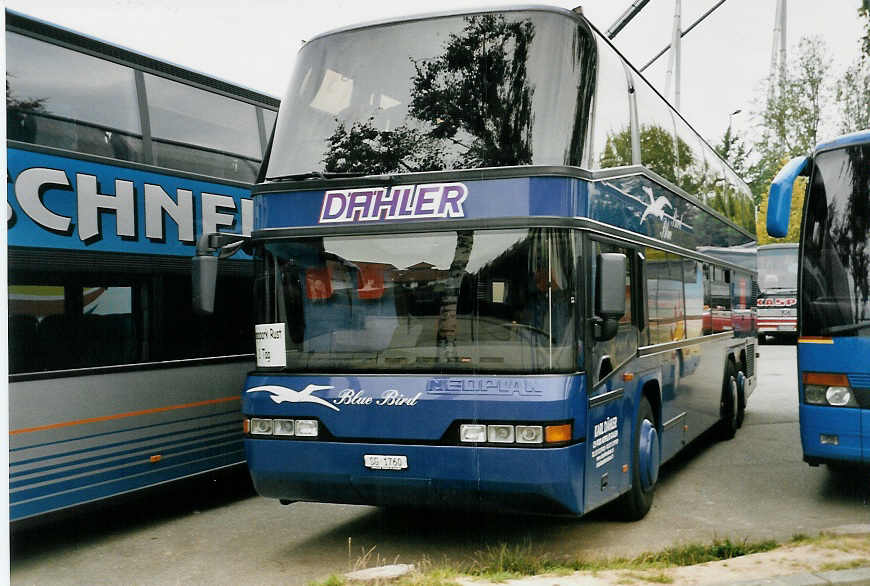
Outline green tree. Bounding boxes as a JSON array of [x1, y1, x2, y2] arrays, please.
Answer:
[[756, 36, 830, 163], [745, 36, 831, 241], [714, 125, 751, 179], [836, 1, 870, 134]]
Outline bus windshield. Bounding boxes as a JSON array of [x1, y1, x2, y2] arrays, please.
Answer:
[[254, 229, 577, 373], [758, 247, 798, 290], [265, 10, 595, 179], [801, 143, 870, 337]]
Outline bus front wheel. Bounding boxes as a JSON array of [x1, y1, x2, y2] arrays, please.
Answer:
[[618, 396, 659, 521]]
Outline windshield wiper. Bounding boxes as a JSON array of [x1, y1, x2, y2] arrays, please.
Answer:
[[268, 171, 375, 182], [822, 321, 870, 335]]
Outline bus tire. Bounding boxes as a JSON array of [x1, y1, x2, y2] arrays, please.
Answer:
[[735, 370, 747, 429], [618, 396, 659, 521], [718, 360, 739, 440]]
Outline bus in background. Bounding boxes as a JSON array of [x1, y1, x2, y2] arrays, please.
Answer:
[[6, 10, 279, 521], [756, 243, 798, 344], [697, 245, 757, 337], [768, 130, 870, 468], [199, 6, 757, 519]]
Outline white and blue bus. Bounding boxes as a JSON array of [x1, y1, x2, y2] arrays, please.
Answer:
[[199, 5, 758, 518], [6, 10, 279, 521], [768, 130, 870, 468]]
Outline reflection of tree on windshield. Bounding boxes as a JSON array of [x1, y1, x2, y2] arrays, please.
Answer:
[[323, 14, 536, 173], [436, 231, 474, 363], [323, 118, 446, 174], [600, 124, 690, 185]]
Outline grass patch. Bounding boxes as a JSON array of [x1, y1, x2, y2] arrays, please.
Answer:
[[624, 571, 674, 583], [309, 574, 346, 586], [820, 558, 870, 571], [316, 536, 782, 584], [454, 538, 779, 581], [630, 538, 779, 568]]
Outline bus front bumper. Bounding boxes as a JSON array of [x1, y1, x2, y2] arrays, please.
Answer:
[[245, 439, 587, 515], [800, 404, 867, 466]]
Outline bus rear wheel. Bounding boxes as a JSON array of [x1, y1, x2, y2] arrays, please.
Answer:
[[718, 360, 739, 440], [618, 396, 659, 521]]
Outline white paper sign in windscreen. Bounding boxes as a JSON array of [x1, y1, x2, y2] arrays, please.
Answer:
[[255, 323, 286, 367]]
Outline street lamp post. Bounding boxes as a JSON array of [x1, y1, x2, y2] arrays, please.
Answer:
[[729, 109, 743, 130]]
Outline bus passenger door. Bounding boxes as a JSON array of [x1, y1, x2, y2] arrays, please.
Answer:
[[585, 241, 639, 511]]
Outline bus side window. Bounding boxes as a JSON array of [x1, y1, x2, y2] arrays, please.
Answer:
[[6, 31, 144, 162]]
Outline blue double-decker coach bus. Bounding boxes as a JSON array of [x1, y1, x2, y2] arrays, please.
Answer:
[[768, 130, 870, 468], [198, 5, 758, 518], [7, 10, 278, 520]]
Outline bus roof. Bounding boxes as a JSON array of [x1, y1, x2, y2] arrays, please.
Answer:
[[815, 129, 870, 155], [304, 4, 578, 46]]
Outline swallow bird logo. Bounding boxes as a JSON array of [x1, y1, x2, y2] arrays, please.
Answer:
[[246, 384, 340, 412], [640, 186, 673, 224]]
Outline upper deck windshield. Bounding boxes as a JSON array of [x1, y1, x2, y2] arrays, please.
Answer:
[[801, 143, 870, 337], [758, 247, 798, 291], [265, 10, 595, 179], [254, 229, 577, 373]]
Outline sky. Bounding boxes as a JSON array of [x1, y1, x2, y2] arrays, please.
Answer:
[[4, 0, 865, 149]]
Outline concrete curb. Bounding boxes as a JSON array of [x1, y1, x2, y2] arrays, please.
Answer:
[[720, 566, 870, 585]]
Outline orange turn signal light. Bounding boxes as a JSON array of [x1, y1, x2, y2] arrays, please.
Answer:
[[623, 372, 634, 382], [243, 419, 250, 434], [149, 455, 162, 463], [545, 424, 572, 443], [803, 372, 849, 386]]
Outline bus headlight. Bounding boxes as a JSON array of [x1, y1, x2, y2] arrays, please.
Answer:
[[825, 386, 855, 407], [273, 419, 295, 436], [459, 424, 487, 443], [487, 425, 515, 443], [251, 418, 274, 435], [294, 420, 319, 437], [516, 426, 544, 444], [803, 373, 857, 407]]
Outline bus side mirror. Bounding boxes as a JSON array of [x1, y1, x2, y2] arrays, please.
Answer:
[[594, 253, 627, 342], [767, 156, 809, 238], [193, 255, 218, 315], [192, 232, 249, 315]]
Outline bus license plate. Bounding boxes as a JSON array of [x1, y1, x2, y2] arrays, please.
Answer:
[[364, 455, 407, 470]]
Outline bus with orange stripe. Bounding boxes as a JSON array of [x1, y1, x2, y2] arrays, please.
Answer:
[[767, 130, 870, 468], [6, 10, 278, 520]]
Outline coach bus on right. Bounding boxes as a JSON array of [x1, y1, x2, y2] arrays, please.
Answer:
[[767, 130, 870, 468], [756, 243, 798, 344]]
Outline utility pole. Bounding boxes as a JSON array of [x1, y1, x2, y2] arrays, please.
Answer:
[[606, 0, 652, 39], [663, 0, 682, 110], [768, 0, 788, 101]]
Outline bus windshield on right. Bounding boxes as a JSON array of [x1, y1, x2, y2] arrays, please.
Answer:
[[801, 143, 870, 338]]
